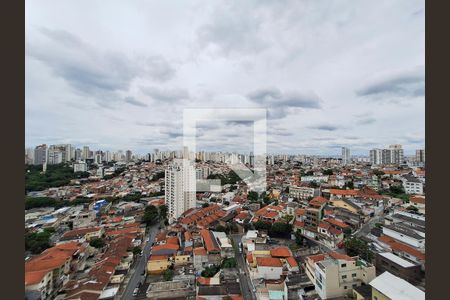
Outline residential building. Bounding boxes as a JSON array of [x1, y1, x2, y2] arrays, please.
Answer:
[[289, 185, 319, 201], [369, 145, 404, 165], [375, 252, 422, 284], [82, 146, 90, 160], [369, 271, 425, 300], [34, 144, 47, 165], [255, 257, 284, 280], [342, 147, 351, 165], [415, 149, 425, 163], [369, 149, 382, 166], [73, 162, 88, 173], [402, 175, 424, 195], [305, 252, 376, 299], [165, 159, 196, 223]]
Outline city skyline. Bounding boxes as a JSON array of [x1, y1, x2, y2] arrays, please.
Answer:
[[26, 1, 424, 154]]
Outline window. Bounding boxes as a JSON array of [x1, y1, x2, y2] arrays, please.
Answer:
[[352, 273, 357, 277], [344, 286, 347, 289], [342, 275, 347, 279], [352, 284, 357, 288], [341, 263, 347, 268], [374, 297, 378, 300]]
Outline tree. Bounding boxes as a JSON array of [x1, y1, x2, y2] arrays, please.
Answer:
[[215, 225, 227, 232], [201, 265, 220, 277], [143, 205, 159, 225], [406, 205, 419, 212], [345, 181, 354, 189], [132, 246, 142, 256], [373, 169, 385, 176], [344, 237, 373, 261], [294, 229, 303, 246], [158, 205, 168, 220], [343, 227, 352, 235], [253, 220, 272, 231], [270, 222, 292, 237], [221, 257, 237, 268], [323, 169, 333, 175], [248, 191, 258, 202], [25, 228, 54, 254], [310, 181, 319, 188], [163, 269, 174, 281], [89, 238, 106, 249], [389, 185, 405, 194], [202, 202, 210, 208], [223, 200, 230, 206]]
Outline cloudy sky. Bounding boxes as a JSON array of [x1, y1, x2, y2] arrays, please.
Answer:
[[25, 0, 424, 155]]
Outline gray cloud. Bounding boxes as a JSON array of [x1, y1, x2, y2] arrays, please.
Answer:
[[356, 117, 376, 125], [247, 87, 322, 119], [308, 124, 340, 131], [357, 66, 424, 98], [248, 88, 322, 109], [27, 27, 175, 106], [197, 3, 267, 55], [140, 86, 189, 102], [124, 97, 147, 107]]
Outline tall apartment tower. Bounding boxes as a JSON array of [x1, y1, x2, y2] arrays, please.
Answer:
[[34, 144, 47, 165], [82, 146, 90, 160], [341, 147, 351, 165], [369, 149, 382, 165], [125, 150, 132, 162], [415, 149, 425, 163], [165, 159, 196, 224], [389, 144, 404, 165]]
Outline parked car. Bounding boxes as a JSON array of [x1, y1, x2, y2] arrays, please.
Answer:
[[132, 287, 139, 296]]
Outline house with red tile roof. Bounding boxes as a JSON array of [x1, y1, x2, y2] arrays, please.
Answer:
[[200, 229, 220, 254], [317, 221, 344, 248], [63, 235, 134, 300], [25, 242, 84, 300], [286, 256, 299, 272], [255, 257, 283, 280], [60, 227, 104, 243], [270, 247, 292, 258], [377, 235, 425, 266]]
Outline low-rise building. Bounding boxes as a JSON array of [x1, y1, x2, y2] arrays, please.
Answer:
[[369, 271, 425, 300], [305, 252, 376, 299], [375, 252, 422, 284], [256, 257, 284, 280]]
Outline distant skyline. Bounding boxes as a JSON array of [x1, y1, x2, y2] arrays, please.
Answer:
[[24, 143, 423, 157], [26, 1, 424, 155]]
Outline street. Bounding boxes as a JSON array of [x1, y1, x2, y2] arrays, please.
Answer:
[[231, 234, 256, 300], [121, 224, 159, 300], [353, 215, 383, 238]]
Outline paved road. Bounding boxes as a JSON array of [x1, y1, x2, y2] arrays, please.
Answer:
[[231, 234, 256, 300], [353, 215, 384, 238], [121, 224, 159, 300]]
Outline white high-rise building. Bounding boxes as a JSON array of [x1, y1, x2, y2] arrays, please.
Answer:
[[370, 145, 404, 165], [165, 159, 196, 224], [82, 146, 90, 160], [389, 144, 404, 165], [341, 147, 351, 165], [370, 149, 383, 165]]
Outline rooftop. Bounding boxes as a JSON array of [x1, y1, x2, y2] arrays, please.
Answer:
[[369, 271, 425, 300]]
